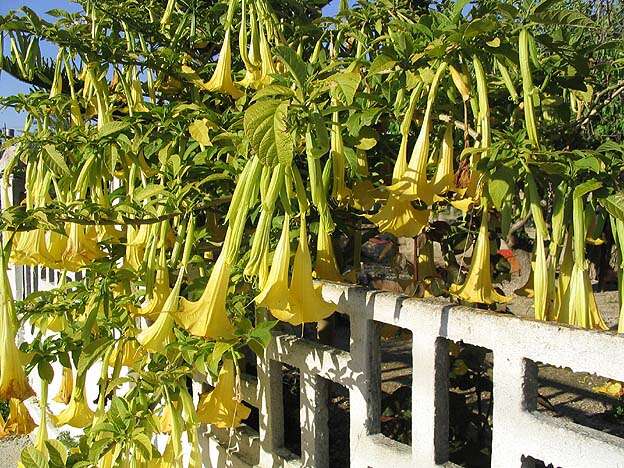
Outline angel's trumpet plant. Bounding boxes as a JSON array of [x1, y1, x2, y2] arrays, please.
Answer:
[[279, 217, 335, 325], [557, 197, 607, 330], [533, 228, 549, 321], [175, 251, 235, 339], [3, 398, 36, 436], [197, 359, 251, 428], [255, 215, 291, 313], [205, 0, 243, 101], [388, 62, 447, 205], [432, 124, 456, 198], [53, 382, 94, 428], [0, 251, 34, 401], [53, 366, 74, 405], [315, 214, 342, 282], [367, 197, 430, 238], [138, 217, 195, 352], [63, 222, 105, 271], [449, 200, 510, 305]]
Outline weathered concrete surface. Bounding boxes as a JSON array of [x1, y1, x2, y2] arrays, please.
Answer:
[[0, 436, 30, 467]]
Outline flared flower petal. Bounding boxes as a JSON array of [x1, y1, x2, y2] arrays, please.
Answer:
[[255, 215, 291, 311], [3, 399, 36, 435], [315, 216, 342, 283], [449, 204, 510, 305], [367, 194, 430, 238], [197, 360, 251, 429], [281, 219, 335, 326], [53, 386, 94, 428], [174, 253, 234, 339], [205, 30, 243, 99], [53, 366, 73, 405]]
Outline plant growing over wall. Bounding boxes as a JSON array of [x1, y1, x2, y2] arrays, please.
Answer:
[[0, 0, 622, 465]]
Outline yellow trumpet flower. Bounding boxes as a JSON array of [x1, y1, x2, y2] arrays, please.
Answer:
[[53, 384, 94, 428], [45, 230, 68, 268], [366, 195, 430, 238], [53, 366, 74, 405], [351, 179, 384, 212], [315, 215, 342, 283], [205, 29, 243, 99], [279, 218, 335, 325], [138, 266, 171, 321], [174, 252, 235, 339], [109, 338, 146, 370], [0, 261, 34, 401], [387, 62, 448, 206], [449, 203, 510, 305], [533, 229, 549, 321], [432, 124, 457, 198], [3, 399, 36, 436], [197, 360, 251, 428], [255, 215, 290, 312], [137, 305, 176, 354], [557, 197, 608, 330], [63, 223, 105, 271], [558, 264, 607, 330]]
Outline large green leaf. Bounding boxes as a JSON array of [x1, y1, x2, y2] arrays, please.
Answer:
[[19, 447, 47, 468], [328, 70, 361, 105], [274, 45, 307, 88], [244, 99, 293, 166]]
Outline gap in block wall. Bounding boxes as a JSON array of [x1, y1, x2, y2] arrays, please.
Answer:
[[447, 340, 493, 468], [378, 323, 412, 446], [535, 362, 624, 440]]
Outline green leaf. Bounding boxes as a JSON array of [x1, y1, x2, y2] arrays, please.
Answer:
[[600, 193, 624, 222], [573, 180, 602, 199], [533, 0, 564, 14], [19, 447, 47, 468], [97, 121, 131, 139], [274, 46, 307, 88], [45, 440, 68, 467], [488, 167, 514, 211], [134, 184, 164, 202], [208, 342, 232, 375], [43, 144, 70, 175], [37, 360, 54, 383], [369, 54, 396, 75], [77, 337, 113, 381], [530, 10, 594, 27], [328, 71, 361, 105], [244, 99, 293, 166]]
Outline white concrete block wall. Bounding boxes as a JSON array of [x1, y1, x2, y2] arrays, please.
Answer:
[[200, 282, 624, 468]]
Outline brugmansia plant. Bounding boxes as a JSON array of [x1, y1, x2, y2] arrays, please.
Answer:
[[0, 0, 622, 465]]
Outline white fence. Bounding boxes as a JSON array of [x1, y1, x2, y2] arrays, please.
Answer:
[[201, 282, 624, 468]]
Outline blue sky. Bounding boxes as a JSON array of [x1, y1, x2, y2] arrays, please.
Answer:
[[0, 0, 346, 131]]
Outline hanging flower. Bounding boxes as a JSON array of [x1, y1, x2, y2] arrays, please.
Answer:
[[366, 195, 430, 238], [278, 217, 335, 325], [53, 384, 94, 428], [137, 265, 171, 321], [255, 215, 290, 312], [3, 399, 36, 436], [174, 252, 235, 339], [63, 223, 105, 271], [205, 29, 243, 99], [53, 366, 74, 405], [432, 124, 457, 198], [0, 259, 34, 401], [315, 215, 342, 282], [449, 202, 510, 305], [197, 360, 251, 428]]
